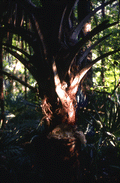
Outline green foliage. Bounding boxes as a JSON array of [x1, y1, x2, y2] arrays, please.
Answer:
[[4, 93, 24, 113], [31, 0, 42, 7], [91, 0, 120, 93], [4, 89, 39, 114], [77, 90, 120, 181], [0, 122, 38, 182]]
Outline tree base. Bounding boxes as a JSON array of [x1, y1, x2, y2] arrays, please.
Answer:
[[39, 124, 86, 182]]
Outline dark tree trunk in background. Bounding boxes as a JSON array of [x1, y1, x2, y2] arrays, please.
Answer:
[[0, 36, 5, 129], [78, 0, 92, 92]]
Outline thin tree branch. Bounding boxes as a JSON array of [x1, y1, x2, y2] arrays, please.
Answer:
[[70, 49, 120, 94], [56, 20, 118, 77], [70, 0, 116, 40], [4, 47, 38, 80], [3, 43, 31, 59], [17, 0, 47, 60], [69, 33, 112, 71], [0, 69, 37, 92], [0, 25, 36, 49], [111, 81, 120, 96], [68, 21, 117, 65]]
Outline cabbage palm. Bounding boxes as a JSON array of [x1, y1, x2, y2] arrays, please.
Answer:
[[0, 0, 119, 130], [0, 0, 120, 182]]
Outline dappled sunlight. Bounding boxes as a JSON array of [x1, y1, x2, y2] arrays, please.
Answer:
[[0, 119, 3, 128], [6, 113, 15, 120], [83, 22, 91, 35]]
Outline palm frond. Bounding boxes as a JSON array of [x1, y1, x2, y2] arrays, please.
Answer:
[[56, 20, 118, 78], [69, 0, 116, 41], [71, 33, 112, 66], [3, 47, 38, 79], [0, 69, 37, 92], [3, 43, 31, 59]]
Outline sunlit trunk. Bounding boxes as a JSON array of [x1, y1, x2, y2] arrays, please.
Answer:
[[52, 61, 77, 125]]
